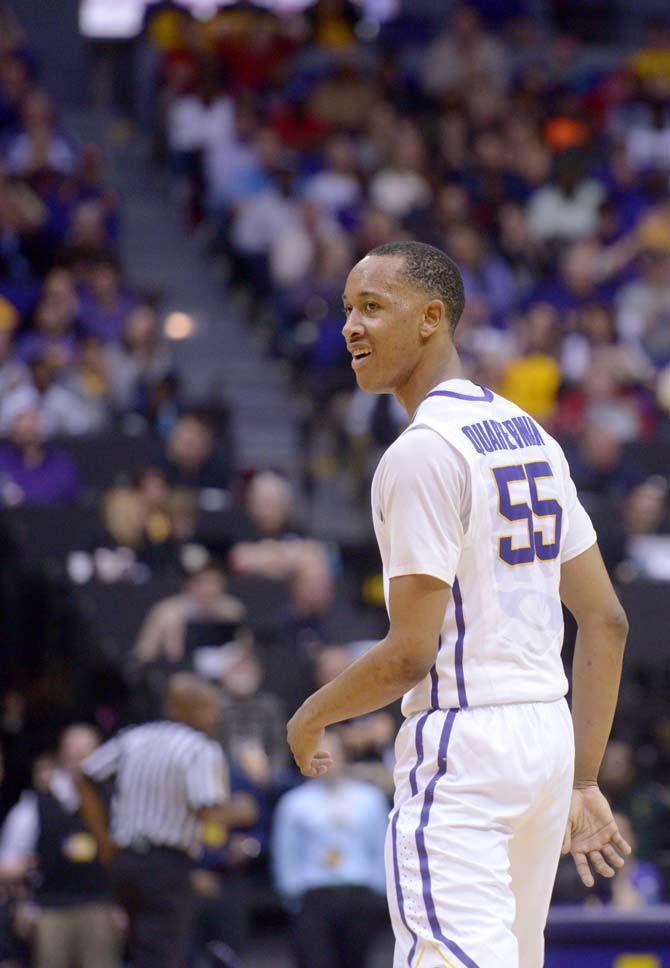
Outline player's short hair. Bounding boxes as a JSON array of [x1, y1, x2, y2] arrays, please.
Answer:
[[367, 241, 465, 334]]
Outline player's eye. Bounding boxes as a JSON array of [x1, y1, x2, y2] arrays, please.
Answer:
[[343, 305, 352, 317], [365, 302, 378, 313]]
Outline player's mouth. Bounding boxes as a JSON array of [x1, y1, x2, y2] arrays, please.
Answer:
[[351, 349, 372, 369]]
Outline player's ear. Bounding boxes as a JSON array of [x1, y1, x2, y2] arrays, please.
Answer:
[[420, 300, 444, 339]]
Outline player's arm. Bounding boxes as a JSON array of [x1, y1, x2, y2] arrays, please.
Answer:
[[559, 543, 631, 885], [287, 573, 450, 777]]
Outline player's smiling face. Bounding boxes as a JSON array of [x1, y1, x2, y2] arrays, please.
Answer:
[[342, 255, 427, 394]]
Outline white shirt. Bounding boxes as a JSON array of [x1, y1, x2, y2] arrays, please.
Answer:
[[371, 379, 596, 715], [0, 770, 79, 863], [83, 721, 227, 857]]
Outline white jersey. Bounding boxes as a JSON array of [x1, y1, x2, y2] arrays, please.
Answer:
[[371, 378, 596, 716]]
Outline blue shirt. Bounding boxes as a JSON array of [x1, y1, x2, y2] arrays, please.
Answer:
[[272, 777, 388, 900]]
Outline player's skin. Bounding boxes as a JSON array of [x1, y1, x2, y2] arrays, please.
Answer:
[[286, 252, 631, 888]]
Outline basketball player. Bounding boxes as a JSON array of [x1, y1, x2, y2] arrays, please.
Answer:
[[287, 241, 631, 968]]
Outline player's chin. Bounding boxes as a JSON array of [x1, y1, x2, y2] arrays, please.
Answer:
[[354, 365, 386, 393]]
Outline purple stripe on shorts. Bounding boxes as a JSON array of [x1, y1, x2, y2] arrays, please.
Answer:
[[408, 711, 429, 797], [414, 709, 480, 968], [391, 810, 419, 964], [393, 711, 431, 965], [429, 635, 442, 710], [425, 385, 493, 403], [453, 579, 468, 708]]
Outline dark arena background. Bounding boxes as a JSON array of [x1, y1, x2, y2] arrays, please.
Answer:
[[0, 1, 670, 966]]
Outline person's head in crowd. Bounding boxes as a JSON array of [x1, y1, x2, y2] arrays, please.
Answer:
[[136, 466, 170, 512], [34, 277, 77, 338], [579, 305, 616, 346], [436, 181, 470, 227], [0, 50, 31, 108], [58, 724, 100, 778], [246, 470, 294, 538], [578, 422, 623, 475], [553, 149, 588, 197], [102, 486, 145, 548], [314, 237, 354, 286], [599, 739, 636, 797], [28, 353, 58, 394], [520, 302, 560, 355], [168, 487, 198, 542], [20, 87, 54, 133], [445, 223, 486, 272], [314, 644, 351, 688], [290, 544, 335, 620], [164, 672, 220, 736], [324, 133, 358, 175], [167, 411, 215, 474], [355, 207, 402, 255], [220, 646, 263, 701], [85, 253, 123, 306], [390, 122, 426, 174], [185, 562, 228, 611], [560, 238, 602, 295], [516, 139, 552, 190], [32, 752, 56, 792], [67, 199, 109, 254], [8, 404, 43, 452], [472, 127, 505, 174], [122, 299, 161, 355], [639, 246, 670, 288], [77, 335, 109, 390], [622, 477, 669, 536], [450, 2, 484, 44]]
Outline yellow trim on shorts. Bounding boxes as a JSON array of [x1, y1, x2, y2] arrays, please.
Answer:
[[430, 941, 458, 968]]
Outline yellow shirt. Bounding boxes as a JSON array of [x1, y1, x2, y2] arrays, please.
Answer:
[[500, 353, 562, 420]]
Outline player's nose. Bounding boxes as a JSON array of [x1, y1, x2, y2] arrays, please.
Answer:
[[341, 309, 364, 341]]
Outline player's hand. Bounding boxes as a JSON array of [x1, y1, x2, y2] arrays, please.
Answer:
[[562, 784, 632, 888], [286, 705, 332, 778]]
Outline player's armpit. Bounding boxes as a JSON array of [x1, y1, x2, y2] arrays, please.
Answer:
[[388, 573, 451, 680]]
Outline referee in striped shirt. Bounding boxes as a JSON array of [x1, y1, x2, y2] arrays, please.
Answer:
[[77, 674, 228, 968]]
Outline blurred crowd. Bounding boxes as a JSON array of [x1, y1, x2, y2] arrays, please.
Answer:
[[152, 0, 670, 553], [0, 1, 669, 965]]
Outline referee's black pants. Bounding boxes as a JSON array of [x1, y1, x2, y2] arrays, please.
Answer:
[[111, 846, 195, 968], [291, 885, 389, 968]]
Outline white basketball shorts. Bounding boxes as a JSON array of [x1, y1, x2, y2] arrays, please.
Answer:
[[386, 698, 574, 968]]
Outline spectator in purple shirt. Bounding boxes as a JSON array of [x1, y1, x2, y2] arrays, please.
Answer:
[[0, 405, 80, 506], [78, 253, 136, 343], [16, 268, 80, 369]]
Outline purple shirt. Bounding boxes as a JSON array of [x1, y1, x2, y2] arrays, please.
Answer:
[[0, 443, 80, 505], [78, 292, 137, 343]]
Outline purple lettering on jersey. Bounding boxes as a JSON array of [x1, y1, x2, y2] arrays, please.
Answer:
[[482, 420, 502, 451], [503, 419, 523, 448], [472, 423, 493, 453], [495, 419, 516, 450], [491, 420, 510, 451], [461, 426, 485, 455], [512, 416, 535, 447], [414, 709, 480, 968], [528, 417, 544, 445]]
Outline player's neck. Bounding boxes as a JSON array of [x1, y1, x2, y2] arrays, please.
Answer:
[[395, 350, 463, 419]]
